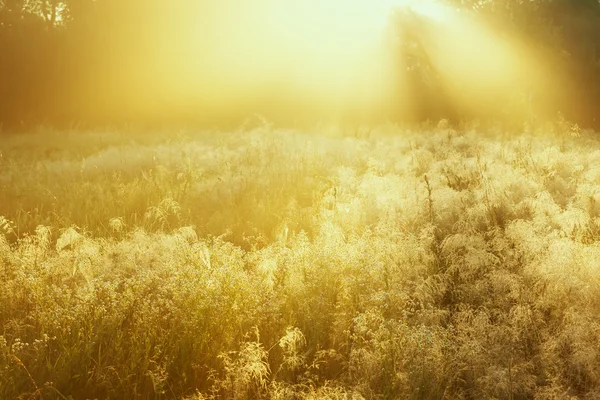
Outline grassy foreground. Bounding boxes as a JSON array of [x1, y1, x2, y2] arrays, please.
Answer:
[[1, 122, 600, 399]]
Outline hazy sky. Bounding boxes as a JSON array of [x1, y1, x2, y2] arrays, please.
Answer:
[[95, 0, 547, 123]]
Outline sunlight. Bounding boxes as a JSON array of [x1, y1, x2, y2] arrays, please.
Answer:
[[386, 0, 454, 21], [396, 4, 538, 119], [142, 0, 544, 124], [174, 0, 455, 119], [4, 0, 600, 396]]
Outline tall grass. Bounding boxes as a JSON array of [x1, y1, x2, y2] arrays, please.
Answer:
[[1, 121, 600, 398]]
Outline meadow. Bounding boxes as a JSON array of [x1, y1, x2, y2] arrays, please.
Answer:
[[2, 121, 600, 399]]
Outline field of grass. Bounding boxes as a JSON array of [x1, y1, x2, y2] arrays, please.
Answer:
[[2, 121, 600, 399]]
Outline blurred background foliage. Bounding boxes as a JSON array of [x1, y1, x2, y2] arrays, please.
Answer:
[[2, 0, 600, 129]]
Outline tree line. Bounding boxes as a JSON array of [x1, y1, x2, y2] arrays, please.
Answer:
[[1, 0, 600, 129]]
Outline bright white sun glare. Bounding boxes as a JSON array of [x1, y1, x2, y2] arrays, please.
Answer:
[[175, 1, 452, 109], [194, 0, 452, 78], [148, 0, 538, 123]]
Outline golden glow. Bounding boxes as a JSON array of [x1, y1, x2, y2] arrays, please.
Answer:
[[163, 0, 457, 117], [391, 3, 536, 118], [100, 0, 552, 124]]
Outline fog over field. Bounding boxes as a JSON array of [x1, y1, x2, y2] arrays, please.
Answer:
[[2, 0, 600, 399]]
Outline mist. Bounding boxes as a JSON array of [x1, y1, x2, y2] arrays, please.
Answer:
[[0, 0, 577, 127]]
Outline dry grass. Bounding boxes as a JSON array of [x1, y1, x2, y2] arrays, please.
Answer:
[[1, 121, 600, 399]]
